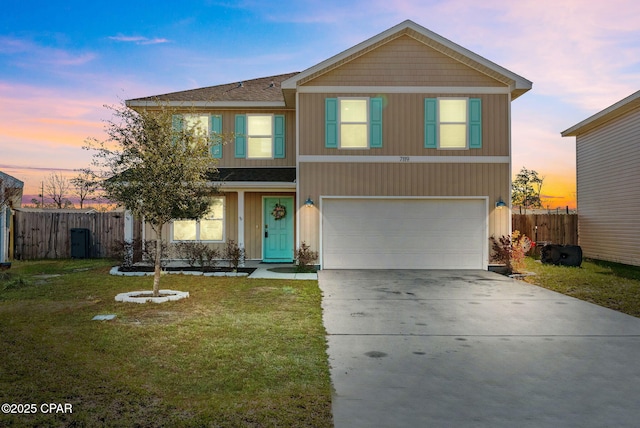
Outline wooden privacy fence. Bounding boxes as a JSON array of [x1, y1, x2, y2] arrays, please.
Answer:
[[512, 214, 578, 246], [13, 210, 128, 259]]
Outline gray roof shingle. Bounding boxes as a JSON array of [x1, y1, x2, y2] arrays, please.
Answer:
[[128, 72, 299, 103]]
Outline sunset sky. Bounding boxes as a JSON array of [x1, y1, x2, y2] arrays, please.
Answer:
[[2, 0, 639, 209]]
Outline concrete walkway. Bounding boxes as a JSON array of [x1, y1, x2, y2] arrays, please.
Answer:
[[247, 263, 317, 280], [319, 270, 640, 428]]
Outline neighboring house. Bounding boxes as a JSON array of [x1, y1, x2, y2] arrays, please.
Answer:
[[0, 171, 24, 263], [126, 20, 532, 269], [561, 90, 640, 267]]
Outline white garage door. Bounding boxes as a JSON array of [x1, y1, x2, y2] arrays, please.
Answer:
[[321, 198, 487, 269]]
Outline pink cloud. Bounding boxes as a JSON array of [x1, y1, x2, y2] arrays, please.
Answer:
[[0, 36, 96, 67], [0, 83, 105, 136], [108, 35, 170, 45]]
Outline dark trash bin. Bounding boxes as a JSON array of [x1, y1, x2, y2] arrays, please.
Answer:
[[540, 244, 582, 267], [70, 228, 91, 258]]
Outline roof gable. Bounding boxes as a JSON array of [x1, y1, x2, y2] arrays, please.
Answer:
[[303, 34, 505, 88], [282, 20, 532, 99], [562, 90, 640, 137], [0, 171, 24, 188]]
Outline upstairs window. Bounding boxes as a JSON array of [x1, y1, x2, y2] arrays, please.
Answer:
[[339, 98, 369, 148], [247, 114, 274, 158], [172, 114, 223, 158], [234, 114, 285, 159], [182, 114, 209, 140], [424, 98, 482, 150], [325, 97, 383, 149], [438, 99, 467, 148]]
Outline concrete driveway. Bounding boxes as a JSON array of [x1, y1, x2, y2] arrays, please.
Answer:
[[318, 270, 640, 428]]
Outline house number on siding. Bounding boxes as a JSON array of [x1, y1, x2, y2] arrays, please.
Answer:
[[399, 156, 410, 162]]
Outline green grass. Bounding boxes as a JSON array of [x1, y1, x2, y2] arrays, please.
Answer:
[[521, 257, 640, 318], [0, 260, 333, 427]]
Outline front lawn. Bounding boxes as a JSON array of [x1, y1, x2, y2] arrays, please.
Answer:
[[0, 260, 333, 427], [521, 257, 640, 318]]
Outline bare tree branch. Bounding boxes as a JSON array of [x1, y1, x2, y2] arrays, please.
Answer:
[[44, 172, 71, 209], [71, 169, 99, 209]]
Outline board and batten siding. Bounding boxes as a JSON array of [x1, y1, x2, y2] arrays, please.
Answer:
[[298, 93, 510, 157], [302, 34, 505, 88], [298, 162, 510, 254], [576, 108, 640, 266]]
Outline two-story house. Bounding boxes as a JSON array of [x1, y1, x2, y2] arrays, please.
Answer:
[[126, 20, 532, 270]]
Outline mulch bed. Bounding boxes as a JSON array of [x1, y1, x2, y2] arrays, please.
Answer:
[[117, 266, 256, 274]]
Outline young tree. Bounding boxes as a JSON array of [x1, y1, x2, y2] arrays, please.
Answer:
[[84, 101, 221, 296], [512, 167, 544, 213], [71, 169, 99, 209], [44, 172, 71, 208]]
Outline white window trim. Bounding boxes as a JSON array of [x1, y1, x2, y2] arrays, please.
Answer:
[[338, 97, 369, 150], [170, 196, 226, 243], [246, 113, 274, 159], [437, 97, 469, 150]]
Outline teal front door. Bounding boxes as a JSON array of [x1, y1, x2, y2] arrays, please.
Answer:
[[263, 197, 294, 262]]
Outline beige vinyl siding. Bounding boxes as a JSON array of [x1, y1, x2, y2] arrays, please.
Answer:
[[576, 108, 640, 266], [243, 192, 263, 259], [298, 162, 510, 253], [298, 93, 509, 156], [304, 34, 504, 88]]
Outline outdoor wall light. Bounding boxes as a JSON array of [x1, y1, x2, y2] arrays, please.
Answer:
[[495, 198, 507, 209], [305, 197, 315, 207]]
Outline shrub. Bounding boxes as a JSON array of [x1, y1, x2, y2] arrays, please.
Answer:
[[490, 230, 531, 274], [223, 240, 245, 271], [111, 238, 144, 268], [296, 242, 318, 273], [176, 242, 220, 269], [143, 239, 169, 268]]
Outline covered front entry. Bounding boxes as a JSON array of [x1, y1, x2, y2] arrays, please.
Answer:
[[321, 197, 487, 269], [263, 196, 294, 262]]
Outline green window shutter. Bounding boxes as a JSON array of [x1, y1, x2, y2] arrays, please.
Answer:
[[210, 115, 223, 159], [172, 114, 183, 131], [424, 98, 437, 148], [370, 97, 383, 148], [325, 98, 338, 148], [468, 98, 482, 149], [273, 115, 285, 158], [234, 114, 246, 158], [171, 115, 183, 145]]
